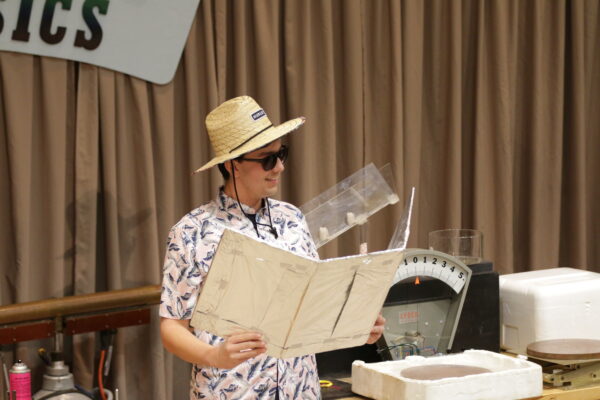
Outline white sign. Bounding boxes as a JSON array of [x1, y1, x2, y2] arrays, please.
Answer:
[[0, 0, 200, 84]]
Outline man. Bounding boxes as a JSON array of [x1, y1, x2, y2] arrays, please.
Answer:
[[160, 96, 385, 399]]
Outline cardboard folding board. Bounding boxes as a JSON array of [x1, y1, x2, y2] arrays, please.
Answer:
[[190, 228, 403, 359]]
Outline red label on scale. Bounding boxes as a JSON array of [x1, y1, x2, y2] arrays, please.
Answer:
[[399, 310, 419, 324]]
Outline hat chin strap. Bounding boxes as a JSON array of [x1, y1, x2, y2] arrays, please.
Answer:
[[230, 161, 279, 240]]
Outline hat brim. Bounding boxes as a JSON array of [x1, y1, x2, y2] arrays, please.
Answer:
[[194, 116, 305, 173]]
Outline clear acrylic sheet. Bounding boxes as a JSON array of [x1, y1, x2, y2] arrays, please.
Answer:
[[300, 163, 399, 248], [388, 187, 415, 251]]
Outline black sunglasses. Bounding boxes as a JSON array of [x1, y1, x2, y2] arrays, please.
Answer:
[[237, 145, 289, 171]]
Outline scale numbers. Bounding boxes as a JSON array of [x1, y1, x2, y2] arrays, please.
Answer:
[[393, 249, 471, 294]]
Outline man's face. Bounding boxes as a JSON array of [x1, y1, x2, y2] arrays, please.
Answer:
[[232, 139, 285, 205]]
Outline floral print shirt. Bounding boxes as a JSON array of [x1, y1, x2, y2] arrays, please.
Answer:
[[160, 189, 321, 399]]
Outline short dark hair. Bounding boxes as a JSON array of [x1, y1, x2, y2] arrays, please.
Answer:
[[217, 163, 230, 180]]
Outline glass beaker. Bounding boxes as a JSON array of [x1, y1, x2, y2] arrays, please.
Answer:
[[428, 229, 483, 265]]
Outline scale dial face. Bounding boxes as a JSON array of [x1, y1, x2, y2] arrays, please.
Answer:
[[380, 248, 473, 360], [393, 249, 471, 294]]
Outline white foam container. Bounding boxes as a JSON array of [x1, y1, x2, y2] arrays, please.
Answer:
[[500, 267, 600, 355], [351, 350, 541, 400]]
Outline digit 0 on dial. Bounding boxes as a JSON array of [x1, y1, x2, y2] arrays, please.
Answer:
[[378, 249, 472, 361]]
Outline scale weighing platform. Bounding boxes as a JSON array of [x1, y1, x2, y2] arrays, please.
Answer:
[[526, 339, 600, 389]]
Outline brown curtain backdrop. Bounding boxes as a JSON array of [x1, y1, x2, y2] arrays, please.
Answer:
[[1, 0, 598, 398]]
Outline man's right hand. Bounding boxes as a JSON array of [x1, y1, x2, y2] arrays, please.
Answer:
[[211, 331, 267, 369]]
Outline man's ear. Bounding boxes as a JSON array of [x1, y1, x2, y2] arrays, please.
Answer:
[[225, 160, 239, 176]]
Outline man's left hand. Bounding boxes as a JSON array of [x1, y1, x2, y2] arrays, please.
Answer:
[[366, 313, 385, 344]]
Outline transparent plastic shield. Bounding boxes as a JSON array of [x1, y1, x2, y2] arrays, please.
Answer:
[[388, 187, 415, 250], [300, 163, 399, 248]]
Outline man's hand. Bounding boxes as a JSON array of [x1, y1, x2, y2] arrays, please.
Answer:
[[211, 331, 267, 369], [366, 314, 386, 344]]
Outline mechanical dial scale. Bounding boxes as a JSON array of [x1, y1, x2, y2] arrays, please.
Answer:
[[378, 248, 473, 360]]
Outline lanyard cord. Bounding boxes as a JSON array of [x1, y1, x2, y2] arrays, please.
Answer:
[[275, 360, 279, 399], [230, 161, 279, 239], [265, 197, 278, 238]]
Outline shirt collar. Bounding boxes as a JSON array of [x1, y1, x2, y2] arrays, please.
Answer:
[[217, 187, 267, 217]]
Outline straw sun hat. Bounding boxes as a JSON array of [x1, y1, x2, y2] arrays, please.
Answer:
[[194, 96, 305, 173]]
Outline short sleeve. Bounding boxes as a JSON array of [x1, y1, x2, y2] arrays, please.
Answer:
[[159, 222, 217, 320]]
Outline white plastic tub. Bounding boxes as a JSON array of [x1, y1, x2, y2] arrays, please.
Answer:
[[351, 350, 541, 400]]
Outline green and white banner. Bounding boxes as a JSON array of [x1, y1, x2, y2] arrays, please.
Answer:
[[0, 0, 200, 84]]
